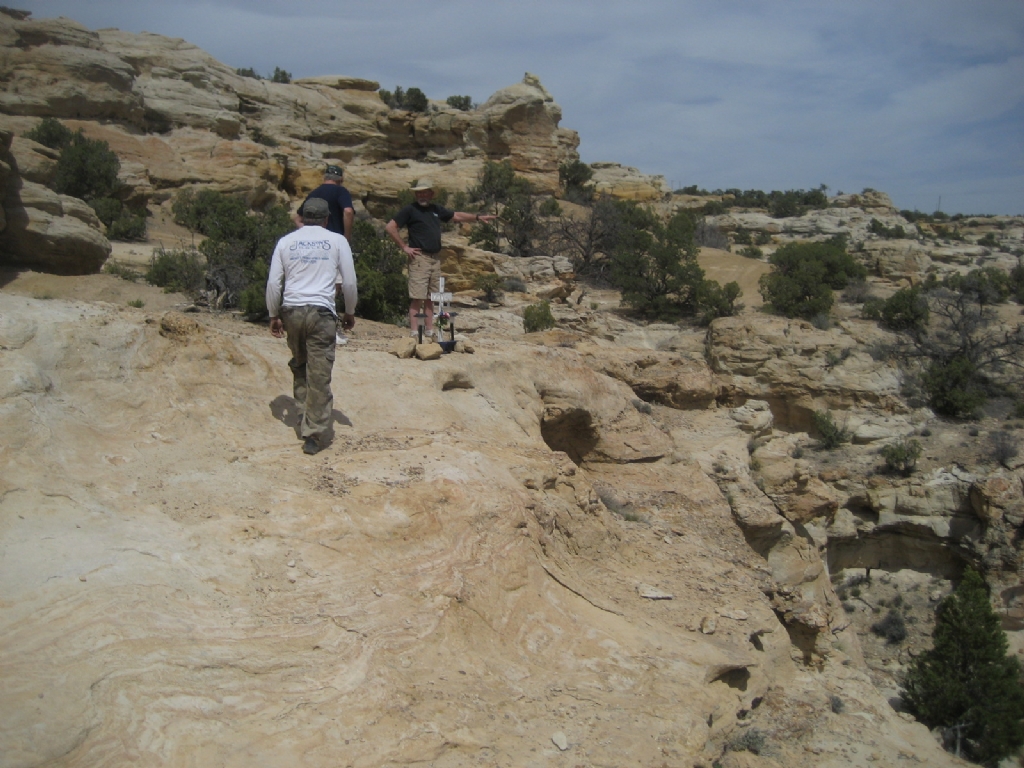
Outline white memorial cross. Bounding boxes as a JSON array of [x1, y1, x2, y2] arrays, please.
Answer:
[[431, 276, 454, 340]]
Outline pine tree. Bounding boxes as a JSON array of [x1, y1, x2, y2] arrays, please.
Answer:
[[902, 568, 1024, 766]]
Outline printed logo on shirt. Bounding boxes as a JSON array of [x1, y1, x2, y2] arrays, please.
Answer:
[[290, 240, 333, 251]]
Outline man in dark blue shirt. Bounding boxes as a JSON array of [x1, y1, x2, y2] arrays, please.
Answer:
[[386, 180, 495, 339], [294, 165, 354, 241]]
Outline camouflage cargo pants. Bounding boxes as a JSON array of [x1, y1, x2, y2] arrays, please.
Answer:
[[281, 305, 337, 439]]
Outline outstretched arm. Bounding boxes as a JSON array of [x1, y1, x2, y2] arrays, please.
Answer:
[[452, 211, 496, 224]]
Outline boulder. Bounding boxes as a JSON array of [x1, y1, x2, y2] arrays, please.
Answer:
[[473, 73, 577, 193], [0, 177, 110, 274], [589, 162, 668, 201], [414, 341, 443, 360], [729, 399, 773, 435], [390, 337, 416, 359], [575, 345, 720, 409], [7, 136, 58, 185], [859, 239, 932, 280], [829, 190, 897, 212]]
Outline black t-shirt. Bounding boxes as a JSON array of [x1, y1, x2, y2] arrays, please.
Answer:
[[298, 183, 354, 236], [392, 202, 455, 253]]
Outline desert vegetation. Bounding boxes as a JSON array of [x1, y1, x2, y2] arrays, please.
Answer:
[[25, 117, 146, 241], [903, 569, 1024, 766], [758, 237, 866, 320], [378, 85, 429, 112]]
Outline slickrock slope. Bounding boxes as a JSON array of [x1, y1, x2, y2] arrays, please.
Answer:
[[0, 290, 966, 768], [2, 9, 1021, 768]]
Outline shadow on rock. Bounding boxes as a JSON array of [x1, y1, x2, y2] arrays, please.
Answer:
[[270, 395, 353, 439]]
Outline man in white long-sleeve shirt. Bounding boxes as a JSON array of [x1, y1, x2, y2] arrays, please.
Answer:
[[266, 197, 357, 455]]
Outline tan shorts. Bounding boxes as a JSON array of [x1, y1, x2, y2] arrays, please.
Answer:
[[408, 253, 441, 300]]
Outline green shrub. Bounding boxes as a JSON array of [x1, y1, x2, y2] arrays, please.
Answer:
[[24, 117, 74, 150], [922, 356, 987, 417], [739, 245, 763, 259], [881, 438, 923, 475], [607, 207, 709, 319], [106, 210, 148, 241], [349, 219, 408, 324], [944, 267, 1012, 307], [558, 159, 594, 203], [474, 273, 504, 302], [468, 222, 501, 253], [126, 298, 145, 308], [146, 247, 205, 294], [862, 297, 884, 319], [499, 192, 541, 257], [813, 410, 849, 449], [270, 66, 291, 84], [469, 161, 539, 256], [871, 609, 908, 644], [523, 301, 555, 333], [903, 569, 1024, 766], [728, 728, 766, 755], [379, 85, 429, 111], [168, 189, 292, 308], [810, 312, 831, 330], [446, 95, 472, 111], [869, 218, 909, 239], [503, 277, 527, 294], [239, 282, 267, 316], [538, 197, 561, 217], [89, 196, 146, 241], [472, 160, 529, 209], [236, 67, 261, 80], [403, 87, 429, 112], [990, 431, 1020, 468], [1011, 259, 1024, 303], [53, 131, 120, 201], [881, 286, 929, 334], [758, 239, 866, 319], [695, 280, 742, 325], [38, 124, 148, 241], [705, 187, 827, 217], [103, 261, 140, 281], [978, 232, 999, 248]]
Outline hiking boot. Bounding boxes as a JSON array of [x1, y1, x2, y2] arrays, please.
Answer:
[[302, 437, 320, 455]]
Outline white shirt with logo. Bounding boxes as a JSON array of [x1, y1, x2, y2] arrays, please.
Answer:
[[266, 225, 357, 318]]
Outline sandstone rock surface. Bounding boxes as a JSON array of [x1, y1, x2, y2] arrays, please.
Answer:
[[0, 164, 111, 273], [0, 288, 964, 768], [0, 14, 579, 258]]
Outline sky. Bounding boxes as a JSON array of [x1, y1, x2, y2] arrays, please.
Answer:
[[25, 0, 1024, 215]]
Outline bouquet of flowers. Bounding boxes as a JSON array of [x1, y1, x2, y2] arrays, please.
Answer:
[[437, 311, 451, 329]]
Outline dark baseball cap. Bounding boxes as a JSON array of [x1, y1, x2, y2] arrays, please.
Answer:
[[302, 197, 329, 218], [325, 164, 344, 179]]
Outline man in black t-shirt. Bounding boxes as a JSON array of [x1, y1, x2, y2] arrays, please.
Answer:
[[385, 180, 495, 339], [294, 165, 354, 240]]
